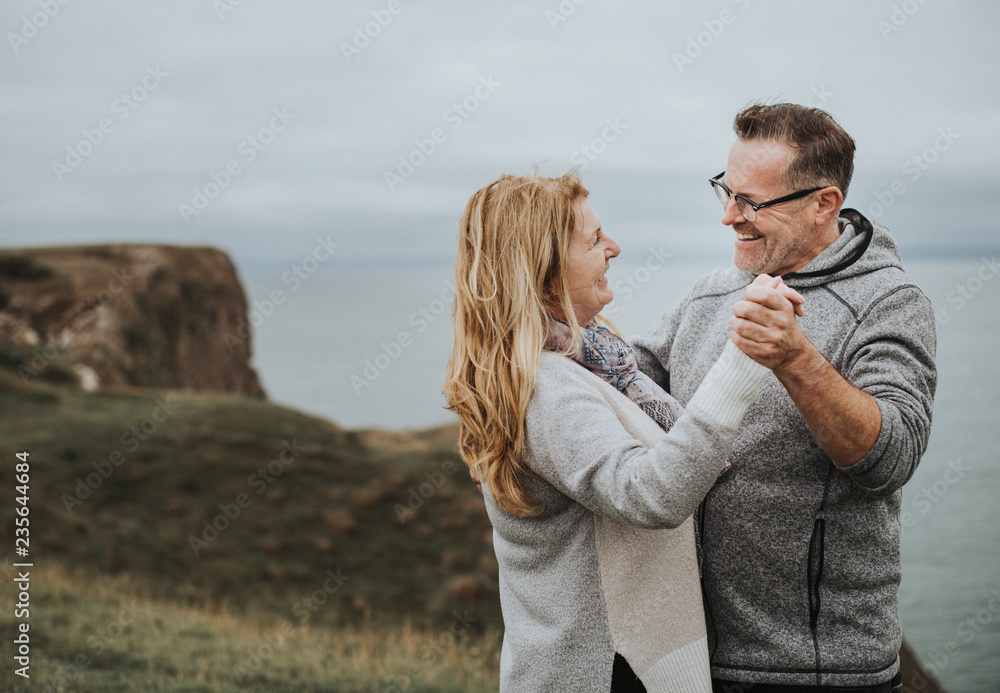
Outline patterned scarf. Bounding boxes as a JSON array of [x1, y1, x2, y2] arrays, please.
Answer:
[[545, 318, 685, 433]]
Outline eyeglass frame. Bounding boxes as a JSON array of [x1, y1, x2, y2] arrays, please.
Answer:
[[709, 171, 826, 222]]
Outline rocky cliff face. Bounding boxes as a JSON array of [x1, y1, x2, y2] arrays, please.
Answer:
[[0, 244, 265, 396]]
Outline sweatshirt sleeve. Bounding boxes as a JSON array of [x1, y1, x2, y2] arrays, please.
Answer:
[[630, 292, 689, 394], [525, 340, 769, 529], [839, 285, 937, 494]]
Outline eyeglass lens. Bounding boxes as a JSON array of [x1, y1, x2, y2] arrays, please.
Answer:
[[713, 181, 756, 221]]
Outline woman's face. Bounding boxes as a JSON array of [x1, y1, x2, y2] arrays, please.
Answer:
[[563, 197, 620, 326]]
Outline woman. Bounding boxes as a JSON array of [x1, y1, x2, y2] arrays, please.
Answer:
[[443, 171, 791, 692]]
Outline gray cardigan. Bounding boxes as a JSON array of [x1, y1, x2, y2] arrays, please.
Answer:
[[483, 340, 769, 692], [633, 211, 937, 687]]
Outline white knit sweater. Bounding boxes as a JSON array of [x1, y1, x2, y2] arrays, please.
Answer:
[[482, 340, 770, 692]]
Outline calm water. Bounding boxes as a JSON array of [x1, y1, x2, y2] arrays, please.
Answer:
[[243, 255, 1000, 691]]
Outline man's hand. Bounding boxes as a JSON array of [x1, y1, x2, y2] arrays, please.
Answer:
[[729, 274, 807, 374], [729, 274, 881, 468]]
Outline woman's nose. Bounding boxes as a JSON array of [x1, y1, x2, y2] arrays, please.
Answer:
[[606, 236, 621, 258]]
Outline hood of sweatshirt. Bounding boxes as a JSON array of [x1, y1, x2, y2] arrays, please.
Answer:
[[762, 208, 904, 289]]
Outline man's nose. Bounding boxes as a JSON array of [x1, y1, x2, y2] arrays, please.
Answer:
[[721, 197, 746, 226]]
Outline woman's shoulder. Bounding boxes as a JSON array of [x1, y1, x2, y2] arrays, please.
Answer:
[[528, 353, 604, 422], [532, 352, 644, 427], [534, 352, 604, 398]]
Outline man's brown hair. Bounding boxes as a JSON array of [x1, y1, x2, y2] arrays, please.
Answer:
[[734, 103, 856, 199]]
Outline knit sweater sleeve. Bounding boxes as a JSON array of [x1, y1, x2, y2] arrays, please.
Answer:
[[631, 291, 689, 393], [838, 285, 937, 494], [525, 340, 769, 529]]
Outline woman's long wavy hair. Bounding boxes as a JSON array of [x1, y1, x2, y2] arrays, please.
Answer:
[[444, 170, 593, 517]]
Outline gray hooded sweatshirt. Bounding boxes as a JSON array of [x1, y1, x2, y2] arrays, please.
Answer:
[[632, 210, 937, 687]]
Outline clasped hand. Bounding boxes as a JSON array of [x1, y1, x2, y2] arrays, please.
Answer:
[[729, 274, 807, 373]]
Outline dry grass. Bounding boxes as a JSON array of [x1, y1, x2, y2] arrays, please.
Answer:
[[1, 562, 501, 692]]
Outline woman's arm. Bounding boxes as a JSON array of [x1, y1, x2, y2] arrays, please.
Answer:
[[526, 340, 769, 528]]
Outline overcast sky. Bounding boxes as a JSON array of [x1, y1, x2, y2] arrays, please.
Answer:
[[2, 1, 998, 269]]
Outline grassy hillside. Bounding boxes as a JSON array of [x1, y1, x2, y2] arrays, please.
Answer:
[[0, 371, 501, 688]]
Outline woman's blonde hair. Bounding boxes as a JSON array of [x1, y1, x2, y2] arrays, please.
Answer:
[[444, 170, 592, 517]]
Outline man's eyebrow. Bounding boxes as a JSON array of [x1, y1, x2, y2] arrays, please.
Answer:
[[726, 179, 761, 200]]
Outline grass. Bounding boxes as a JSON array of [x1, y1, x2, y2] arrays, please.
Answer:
[[0, 562, 502, 692], [0, 370, 502, 687], [0, 370, 499, 626]]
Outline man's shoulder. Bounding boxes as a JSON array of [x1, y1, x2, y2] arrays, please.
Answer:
[[820, 263, 932, 321]]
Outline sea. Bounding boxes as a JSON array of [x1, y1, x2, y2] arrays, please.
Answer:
[[241, 254, 1000, 691]]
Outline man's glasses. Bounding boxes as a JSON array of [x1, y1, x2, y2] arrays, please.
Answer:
[[709, 172, 824, 222]]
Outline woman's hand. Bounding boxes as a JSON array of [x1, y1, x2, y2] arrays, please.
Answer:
[[751, 274, 805, 316]]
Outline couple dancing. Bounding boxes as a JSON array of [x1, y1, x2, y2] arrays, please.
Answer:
[[444, 103, 936, 692]]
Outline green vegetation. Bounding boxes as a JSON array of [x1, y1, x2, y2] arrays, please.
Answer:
[[0, 372, 501, 690]]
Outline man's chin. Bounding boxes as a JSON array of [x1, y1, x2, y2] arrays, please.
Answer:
[[733, 248, 766, 274]]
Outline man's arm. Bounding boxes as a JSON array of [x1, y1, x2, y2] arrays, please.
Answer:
[[733, 318, 881, 467], [730, 275, 936, 480]]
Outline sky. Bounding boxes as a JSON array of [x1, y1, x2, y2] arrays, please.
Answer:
[[1, 1, 998, 270]]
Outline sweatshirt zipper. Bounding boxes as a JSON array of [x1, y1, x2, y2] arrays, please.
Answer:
[[808, 466, 835, 684], [807, 513, 826, 629]]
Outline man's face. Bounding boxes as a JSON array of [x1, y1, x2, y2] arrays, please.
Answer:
[[721, 139, 824, 276]]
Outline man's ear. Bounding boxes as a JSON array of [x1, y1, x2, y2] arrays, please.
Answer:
[[814, 187, 844, 227]]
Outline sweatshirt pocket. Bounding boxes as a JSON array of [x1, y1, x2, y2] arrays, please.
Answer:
[[807, 516, 826, 630]]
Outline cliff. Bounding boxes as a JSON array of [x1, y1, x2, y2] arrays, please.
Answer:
[[0, 244, 264, 396]]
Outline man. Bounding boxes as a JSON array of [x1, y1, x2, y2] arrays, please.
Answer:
[[633, 103, 936, 692]]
